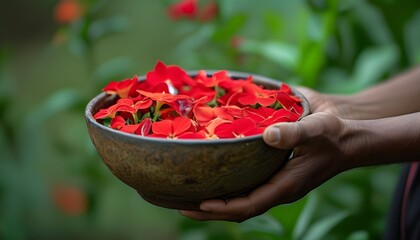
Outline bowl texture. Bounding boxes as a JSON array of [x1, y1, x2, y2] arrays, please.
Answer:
[[85, 71, 310, 210]]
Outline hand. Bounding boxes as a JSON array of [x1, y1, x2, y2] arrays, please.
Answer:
[[180, 112, 353, 222], [296, 87, 357, 118]]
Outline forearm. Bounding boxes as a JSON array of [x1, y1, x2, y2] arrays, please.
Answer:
[[330, 66, 420, 120], [342, 112, 420, 170]]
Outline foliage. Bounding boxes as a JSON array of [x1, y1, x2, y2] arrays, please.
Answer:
[[1, 0, 419, 239]]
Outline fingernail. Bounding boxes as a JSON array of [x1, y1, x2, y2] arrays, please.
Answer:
[[265, 127, 280, 144]]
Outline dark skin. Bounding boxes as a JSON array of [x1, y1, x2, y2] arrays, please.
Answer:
[[179, 66, 420, 222]]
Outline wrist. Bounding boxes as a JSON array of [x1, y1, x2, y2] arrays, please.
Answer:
[[340, 113, 420, 170]]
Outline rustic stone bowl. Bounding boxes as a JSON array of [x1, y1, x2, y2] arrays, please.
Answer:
[[85, 71, 310, 210]]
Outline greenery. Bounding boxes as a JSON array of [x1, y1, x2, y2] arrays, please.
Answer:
[[1, 0, 419, 239]]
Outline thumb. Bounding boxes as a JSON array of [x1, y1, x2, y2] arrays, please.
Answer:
[[262, 111, 335, 149], [263, 112, 338, 150], [263, 121, 308, 150]]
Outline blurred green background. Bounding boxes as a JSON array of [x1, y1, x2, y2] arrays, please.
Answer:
[[1, 0, 419, 239]]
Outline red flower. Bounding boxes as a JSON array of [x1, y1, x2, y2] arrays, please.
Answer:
[[237, 83, 277, 107], [276, 91, 303, 115], [202, 117, 231, 139], [193, 105, 233, 125], [103, 75, 138, 99], [169, 98, 194, 117], [217, 76, 253, 105], [52, 184, 88, 215], [179, 70, 218, 102], [167, 0, 198, 20], [215, 118, 264, 138], [247, 107, 300, 127], [219, 75, 253, 93], [54, 0, 83, 24], [93, 103, 119, 119], [110, 115, 126, 129], [135, 118, 153, 136], [93, 98, 152, 120], [151, 117, 195, 139], [121, 118, 153, 135], [145, 61, 194, 91], [196, 70, 229, 88], [137, 90, 176, 103]]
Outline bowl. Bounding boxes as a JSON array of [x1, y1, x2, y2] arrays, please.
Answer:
[[85, 71, 310, 210]]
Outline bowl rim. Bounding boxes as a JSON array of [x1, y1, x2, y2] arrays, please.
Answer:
[[85, 70, 310, 145]]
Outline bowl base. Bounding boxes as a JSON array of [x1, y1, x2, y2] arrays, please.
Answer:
[[137, 190, 201, 210]]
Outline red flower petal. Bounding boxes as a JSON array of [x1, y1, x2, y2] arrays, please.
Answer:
[[193, 104, 215, 123], [276, 91, 300, 110], [134, 99, 153, 110], [172, 117, 192, 137], [215, 118, 262, 138], [134, 118, 152, 136], [177, 131, 206, 139], [103, 76, 138, 98], [93, 109, 111, 119], [232, 118, 259, 136], [120, 124, 142, 133], [110, 116, 126, 130], [146, 61, 193, 90], [203, 117, 231, 136], [152, 119, 173, 137]]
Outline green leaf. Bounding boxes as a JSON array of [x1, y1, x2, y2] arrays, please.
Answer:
[[263, 11, 284, 39], [297, 41, 325, 87], [269, 197, 308, 237], [89, 16, 129, 41], [93, 57, 136, 87], [352, 1, 393, 44], [350, 44, 399, 88], [212, 14, 248, 42], [301, 211, 350, 240], [239, 214, 284, 236], [240, 40, 298, 71], [173, 24, 215, 56], [0, 123, 12, 163], [178, 229, 207, 240], [346, 230, 370, 240], [293, 193, 319, 240], [320, 45, 399, 93], [404, 10, 420, 64], [26, 89, 84, 128]]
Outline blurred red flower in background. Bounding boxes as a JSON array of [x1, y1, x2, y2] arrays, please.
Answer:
[[52, 184, 88, 215], [53, 0, 84, 24], [167, 0, 198, 20], [167, 0, 218, 21]]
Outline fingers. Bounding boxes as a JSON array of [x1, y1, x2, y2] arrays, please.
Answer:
[[179, 198, 257, 222], [180, 181, 282, 222], [179, 163, 310, 222]]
